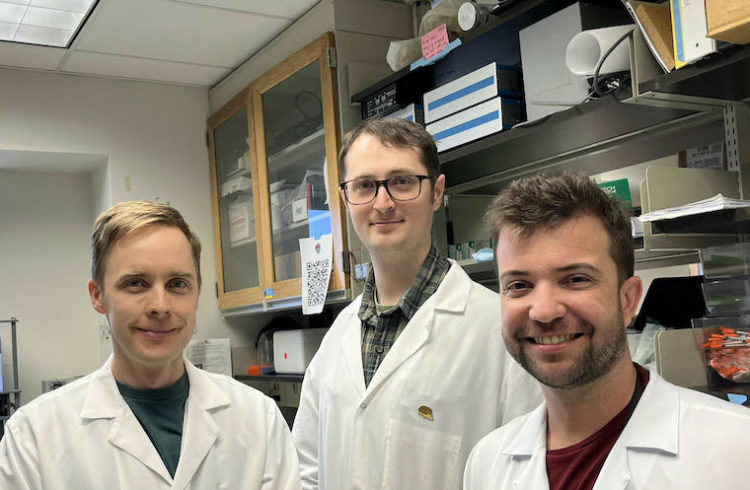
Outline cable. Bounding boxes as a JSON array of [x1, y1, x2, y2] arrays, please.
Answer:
[[592, 29, 634, 97]]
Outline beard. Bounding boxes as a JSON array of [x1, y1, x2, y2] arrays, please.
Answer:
[[503, 304, 629, 390]]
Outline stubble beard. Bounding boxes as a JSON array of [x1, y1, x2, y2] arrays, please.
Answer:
[[503, 306, 629, 390]]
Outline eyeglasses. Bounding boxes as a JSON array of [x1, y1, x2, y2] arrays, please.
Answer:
[[339, 174, 432, 205]]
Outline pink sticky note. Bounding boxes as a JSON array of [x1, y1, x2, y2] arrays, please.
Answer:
[[421, 24, 449, 60]]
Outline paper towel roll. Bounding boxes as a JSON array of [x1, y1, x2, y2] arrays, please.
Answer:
[[565, 25, 635, 76]]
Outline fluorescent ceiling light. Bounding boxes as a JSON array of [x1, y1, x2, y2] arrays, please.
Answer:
[[0, 0, 97, 48]]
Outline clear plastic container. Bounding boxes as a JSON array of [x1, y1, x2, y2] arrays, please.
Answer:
[[692, 316, 750, 383], [257, 330, 275, 375], [701, 276, 750, 314], [699, 242, 750, 279]]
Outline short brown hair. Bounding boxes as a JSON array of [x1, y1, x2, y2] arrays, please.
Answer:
[[91, 201, 202, 288], [485, 172, 634, 284], [338, 118, 440, 181]]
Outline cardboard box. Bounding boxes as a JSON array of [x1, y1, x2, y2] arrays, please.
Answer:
[[426, 97, 522, 152], [423, 62, 521, 123], [227, 198, 254, 244], [678, 143, 726, 170], [221, 175, 252, 197], [705, 0, 750, 44]]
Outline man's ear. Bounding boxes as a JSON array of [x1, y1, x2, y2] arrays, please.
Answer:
[[619, 275, 643, 327], [432, 174, 445, 211], [89, 279, 107, 315]]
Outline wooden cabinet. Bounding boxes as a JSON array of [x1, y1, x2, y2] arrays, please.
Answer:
[[208, 33, 348, 313]]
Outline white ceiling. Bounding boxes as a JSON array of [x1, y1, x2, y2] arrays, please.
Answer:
[[0, 0, 323, 87]]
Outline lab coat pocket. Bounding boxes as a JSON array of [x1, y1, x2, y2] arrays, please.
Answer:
[[382, 418, 462, 490]]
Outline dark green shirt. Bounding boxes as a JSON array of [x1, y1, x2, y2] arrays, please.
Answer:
[[358, 245, 450, 387], [116, 371, 189, 478]]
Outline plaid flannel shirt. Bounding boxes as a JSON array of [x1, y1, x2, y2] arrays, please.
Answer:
[[358, 245, 450, 387]]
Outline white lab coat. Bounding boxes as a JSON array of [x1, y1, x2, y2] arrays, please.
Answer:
[[464, 368, 750, 489], [292, 262, 542, 490], [0, 357, 302, 490]]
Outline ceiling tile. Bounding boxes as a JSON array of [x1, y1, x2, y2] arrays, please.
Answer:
[[15, 23, 71, 45], [0, 40, 65, 69], [0, 3, 27, 24], [76, 0, 292, 67], [167, 0, 319, 19], [63, 50, 231, 85], [25, 6, 83, 30], [30, 0, 93, 13], [0, 21, 15, 39]]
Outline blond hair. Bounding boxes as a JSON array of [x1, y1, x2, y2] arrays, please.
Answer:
[[91, 201, 201, 287]]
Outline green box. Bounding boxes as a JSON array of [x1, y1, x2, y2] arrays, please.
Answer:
[[597, 178, 632, 209]]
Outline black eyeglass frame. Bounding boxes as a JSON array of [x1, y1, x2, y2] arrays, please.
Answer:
[[339, 175, 432, 205]]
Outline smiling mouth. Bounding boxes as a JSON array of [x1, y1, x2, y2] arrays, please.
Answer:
[[530, 333, 584, 345], [138, 327, 177, 334]]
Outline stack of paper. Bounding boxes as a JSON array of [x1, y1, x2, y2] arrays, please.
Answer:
[[638, 194, 750, 222]]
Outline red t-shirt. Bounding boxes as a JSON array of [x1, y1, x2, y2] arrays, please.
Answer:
[[546, 365, 650, 490]]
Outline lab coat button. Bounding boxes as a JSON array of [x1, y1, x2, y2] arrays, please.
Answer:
[[360, 402, 366, 409]]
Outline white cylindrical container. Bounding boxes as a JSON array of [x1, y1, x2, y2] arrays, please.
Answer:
[[565, 25, 635, 76]]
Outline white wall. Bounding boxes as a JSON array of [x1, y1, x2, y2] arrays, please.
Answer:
[[0, 170, 99, 402], [0, 68, 262, 401]]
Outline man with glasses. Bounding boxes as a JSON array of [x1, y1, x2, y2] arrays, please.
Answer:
[[292, 118, 541, 489]]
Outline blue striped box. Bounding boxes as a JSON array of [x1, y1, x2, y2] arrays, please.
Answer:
[[426, 97, 522, 153], [423, 62, 521, 124], [384, 103, 424, 124]]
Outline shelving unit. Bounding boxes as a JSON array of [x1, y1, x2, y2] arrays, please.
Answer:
[[651, 207, 750, 235], [348, 1, 750, 401], [267, 128, 326, 173]]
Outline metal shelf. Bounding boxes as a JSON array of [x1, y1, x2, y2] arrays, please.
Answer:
[[650, 207, 750, 235], [441, 96, 723, 195], [349, 0, 749, 197]]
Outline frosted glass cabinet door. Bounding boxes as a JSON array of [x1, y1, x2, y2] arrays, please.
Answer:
[[209, 101, 261, 299], [261, 61, 331, 283]]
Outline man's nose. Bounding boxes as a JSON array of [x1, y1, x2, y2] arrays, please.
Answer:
[[147, 285, 171, 318], [372, 182, 395, 211], [528, 283, 566, 324]]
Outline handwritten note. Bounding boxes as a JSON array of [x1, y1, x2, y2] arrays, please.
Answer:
[[421, 24, 449, 60]]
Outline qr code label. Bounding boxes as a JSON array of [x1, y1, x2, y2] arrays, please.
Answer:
[[306, 259, 330, 307]]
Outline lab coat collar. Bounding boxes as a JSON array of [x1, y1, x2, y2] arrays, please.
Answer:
[[79, 356, 232, 487], [172, 359, 231, 490], [432, 260, 472, 313], [500, 368, 680, 456], [499, 368, 681, 490], [501, 402, 548, 457], [616, 368, 679, 455], [342, 262, 473, 400]]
